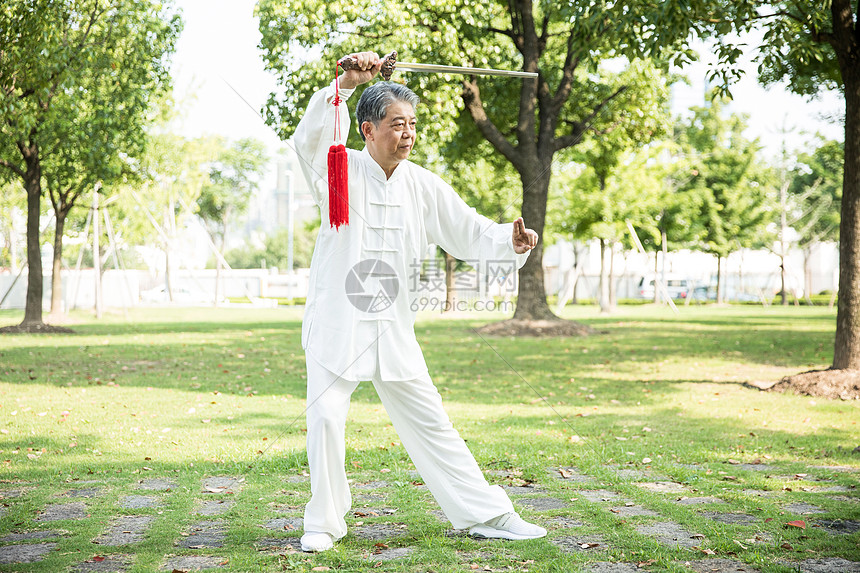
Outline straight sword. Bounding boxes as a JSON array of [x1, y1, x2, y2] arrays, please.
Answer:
[[337, 51, 537, 80]]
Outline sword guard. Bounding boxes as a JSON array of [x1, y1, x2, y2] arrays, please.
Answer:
[[337, 51, 398, 81]]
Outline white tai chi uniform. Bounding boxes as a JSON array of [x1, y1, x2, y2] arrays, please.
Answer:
[[293, 80, 530, 539]]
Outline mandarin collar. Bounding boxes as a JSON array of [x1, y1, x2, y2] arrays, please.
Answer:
[[359, 147, 407, 184]]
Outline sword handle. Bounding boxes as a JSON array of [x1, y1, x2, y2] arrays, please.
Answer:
[[337, 51, 398, 81]]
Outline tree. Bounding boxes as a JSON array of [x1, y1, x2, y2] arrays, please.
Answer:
[[675, 100, 775, 303], [134, 133, 218, 300], [649, 1, 859, 378], [256, 0, 693, 333], [196, 137, 269, 305], [789, 138, 843, 300], [0, 0, 180, 330]]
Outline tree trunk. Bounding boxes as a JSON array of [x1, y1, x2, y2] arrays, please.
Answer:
[[608, 240, 617, 310], [49, 209, 67, 317], [716, 256, 724, 304], [803, 244, 814, 305], [444, 251, 456, 313], [512, 165, 557, 320], [598, 238, 610, 313], [22, 146, 44, 326], [653, 250, 659, 303], [215, 237, 223, 308], [833, 58, 860, 369]]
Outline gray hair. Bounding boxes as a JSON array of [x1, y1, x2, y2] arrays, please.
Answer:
[[355, 81, 419, 141]]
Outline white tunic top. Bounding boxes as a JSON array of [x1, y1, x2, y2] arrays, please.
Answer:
[[293, 81, 529, 381]]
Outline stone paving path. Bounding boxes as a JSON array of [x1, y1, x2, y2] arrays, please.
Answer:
[[0, 464, 857, 571]]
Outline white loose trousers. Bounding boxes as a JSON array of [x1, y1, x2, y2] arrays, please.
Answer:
[[304, 353, 514, 539]]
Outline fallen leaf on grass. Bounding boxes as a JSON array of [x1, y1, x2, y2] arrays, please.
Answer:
[[693, 546, 715, 555], [785, 520, 806, 529], [92, 556, 105, 562], [780, 542, 794, 550], [637, 559, 657, 566], [312, 568, 330, 572], [579, 542, 600, 549]]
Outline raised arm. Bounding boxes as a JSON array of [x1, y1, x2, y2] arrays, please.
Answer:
[[291, 52, 382, 206]]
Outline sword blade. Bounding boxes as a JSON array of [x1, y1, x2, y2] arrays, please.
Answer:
[[396, 62, 537, 78]]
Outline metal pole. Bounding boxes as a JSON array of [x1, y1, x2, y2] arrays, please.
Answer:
[[93, 188, 103, 318]]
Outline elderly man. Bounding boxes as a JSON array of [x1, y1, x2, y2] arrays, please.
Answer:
[[292, 51, 544, 553]]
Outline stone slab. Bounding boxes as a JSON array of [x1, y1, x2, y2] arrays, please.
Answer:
[[815, 519, 860, 535], [118, 495, 159, 509], [36, 501, 88, 521], [741, 489, 779, 498], [94, 516, 154, 546], [196, 499, 235, 516], [577, 490, 624, 503], [608, 505, 660, 517], [516, 497, 568, 511], [201, 476, 244, 494], [255, 537, 303, 554], [0, 542, 58, 564], [635, 521, 704, 549], [547, 516, 584, 529], [354, 480, 390, 490], [62, 487, 106, 498], [353, 523, 408, 541], [262, 517, 303, 531], [634, 481, 687, 494], [549, 467, 595, 483], [613, 469, 649, 480], [72, 554, 133, 572], [674, 496, 723, 506], [178, 520, 227, 549], [0, 488, 30, 499], [162, 556, 226, 571], [586, 564, 642, 573], [0, 530, 63, 542], [729, 464, 777, 472], [502, 484, 546, 495], [353, 507, 397, 518], [699, 512, 757, 526], [430, 509, 448, 523], [368, 546, 414, 561], [683, 558, 761, 572], [550, 535, 607, 553], [137, 478, 176, 491], [784, 502, 826, 515], [779, 558, 860, 573], [284, 475, 309, 483], [806, 486, 853, 493]]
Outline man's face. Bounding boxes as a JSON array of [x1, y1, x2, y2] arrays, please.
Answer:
[[363, 100, 417, 172]]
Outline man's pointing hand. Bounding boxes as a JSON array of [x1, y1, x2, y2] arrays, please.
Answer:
[[512, 217, 539, 254]]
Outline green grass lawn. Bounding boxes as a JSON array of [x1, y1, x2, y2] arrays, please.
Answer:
[[0, 304, 857, 572]]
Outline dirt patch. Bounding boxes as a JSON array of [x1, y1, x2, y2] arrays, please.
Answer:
[[756, 368, 860, 400], [474, 319, 596, 337], [0, 323, 74, 334]]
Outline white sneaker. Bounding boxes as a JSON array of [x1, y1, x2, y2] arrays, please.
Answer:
[[469, 512, 547, 540], [301, 531, 334, 552]]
